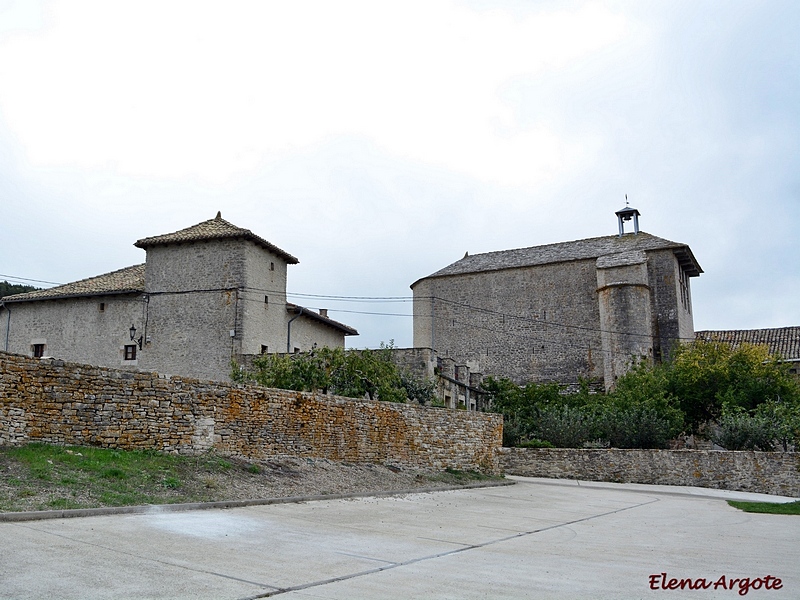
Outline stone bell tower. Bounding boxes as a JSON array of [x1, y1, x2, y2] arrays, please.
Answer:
[[597, 206, 653, 389]]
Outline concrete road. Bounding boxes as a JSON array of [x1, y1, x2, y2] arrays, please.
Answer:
[[1, 477, 797, 599]]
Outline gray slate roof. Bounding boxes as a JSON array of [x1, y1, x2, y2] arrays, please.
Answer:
[[2, 264, 145, 303], [135, 212, 299, 264], [695, 327, 800, 361], [413, 232, 702, 286]]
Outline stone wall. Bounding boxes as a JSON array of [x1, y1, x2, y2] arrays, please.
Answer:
[[502, 447, 800, 497], [0, 352, 502, 473]]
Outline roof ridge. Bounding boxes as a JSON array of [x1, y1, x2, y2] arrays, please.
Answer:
[[134, 214, 299, 264], [413, 231, 698, 285]]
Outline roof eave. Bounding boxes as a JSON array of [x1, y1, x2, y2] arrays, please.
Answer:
[[1, 289, 144, 304]]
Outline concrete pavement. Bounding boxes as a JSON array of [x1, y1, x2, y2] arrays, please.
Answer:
[[0, 477, 797, 599]]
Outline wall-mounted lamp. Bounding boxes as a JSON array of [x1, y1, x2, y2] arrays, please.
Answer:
[[129, 324, 143, 349]]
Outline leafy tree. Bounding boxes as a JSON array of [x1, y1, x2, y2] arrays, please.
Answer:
[[0, 281, 38, 298], [234, 344, 436, 404], [665, 340, 799, 432]]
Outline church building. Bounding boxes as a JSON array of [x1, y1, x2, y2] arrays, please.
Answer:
[[411, 207, 702, 390]]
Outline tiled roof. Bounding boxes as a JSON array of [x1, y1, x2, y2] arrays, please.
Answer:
[[135, 212, 299, 264], [695, 327, 800, 361], [286, 303, 358, 336], [2, 264, 145, 303], [412, 232, 702, 286]]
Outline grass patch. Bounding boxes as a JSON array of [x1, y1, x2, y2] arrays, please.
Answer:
[[0, 443, 504, 513], [728, 500, 800, 515], [0, 443, 250, 512]]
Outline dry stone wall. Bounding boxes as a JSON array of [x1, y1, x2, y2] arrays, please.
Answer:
[[502, 447, 800, 497], [0, 352, 502, 473]]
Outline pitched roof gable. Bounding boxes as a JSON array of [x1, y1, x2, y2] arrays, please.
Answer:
[[413, 231, 702, 286], [2, 264, 145, 303], [134, 212, 299, 264], [695, 327, 800, 361], [286, 303, 359, 336]]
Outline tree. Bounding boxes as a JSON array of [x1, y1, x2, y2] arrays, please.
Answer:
[[234, 344, 436, 404], [665, 340, 799, 432], [0, 281, 38, 298]]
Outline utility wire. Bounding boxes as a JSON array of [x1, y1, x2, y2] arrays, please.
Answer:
[[1, 273, 698, 342], [0, 273, 64, 286]]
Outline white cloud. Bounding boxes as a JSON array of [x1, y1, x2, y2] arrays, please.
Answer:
[[0, 0, 626, 185]]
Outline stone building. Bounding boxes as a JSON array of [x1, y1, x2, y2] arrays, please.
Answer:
[[411, 208, 702, 390], [389, 347, 486, 411], [0, 213, 357, 382]]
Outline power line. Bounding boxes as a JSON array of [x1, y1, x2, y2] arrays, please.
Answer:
[[0, 273, 697, 342], [0, 273, 64, 286]]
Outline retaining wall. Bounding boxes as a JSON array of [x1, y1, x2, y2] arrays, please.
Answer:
[[502, 447, 800, 497], [0, 352, 502, 473]]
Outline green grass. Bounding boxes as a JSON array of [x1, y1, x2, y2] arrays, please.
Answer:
[[0, 443, 502, 513], [0, 443, 235, 512], [728, 500, 800, 515]]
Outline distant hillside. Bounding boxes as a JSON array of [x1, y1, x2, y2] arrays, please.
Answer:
[[0, 281, 39, 299]]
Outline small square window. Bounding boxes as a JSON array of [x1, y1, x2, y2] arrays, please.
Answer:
[[260, 345, 268, 354], [124, 345, 137, 361], [32, 344, 45, 358]]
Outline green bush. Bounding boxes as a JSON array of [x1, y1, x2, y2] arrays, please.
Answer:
[[532, 404, 596, 448], [596, 403, 682, 449], [233, 343, 436, 404], [517, 438, 555, 449], [710, 410, 779, 451]]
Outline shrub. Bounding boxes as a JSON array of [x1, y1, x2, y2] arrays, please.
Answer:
[[709, 410, 779, 451], [517, 438, 555, 449], [596, 403, 682, 449], [532, 404, 596, 448], [234, 344, 434, 404]]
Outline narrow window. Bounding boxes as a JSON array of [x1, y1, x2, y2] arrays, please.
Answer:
[[679, 267, 691, 313], [264, 295, 269, 305], [270, 262, 275, 271], [99, 302, 105, 312], [124, 345, 137, 361], [32, 344, 45, 358]]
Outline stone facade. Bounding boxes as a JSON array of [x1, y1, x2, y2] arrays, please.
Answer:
[[0, 214, 357, 382], [412, 220, 701, 389], [0, 352, 503, 473], [502, 447, 800, 497]]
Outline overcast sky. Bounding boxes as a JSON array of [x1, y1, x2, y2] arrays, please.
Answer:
[[1, 0, 798, 349]]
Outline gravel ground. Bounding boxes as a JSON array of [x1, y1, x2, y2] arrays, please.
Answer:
[[0, 454, 501, 513]]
